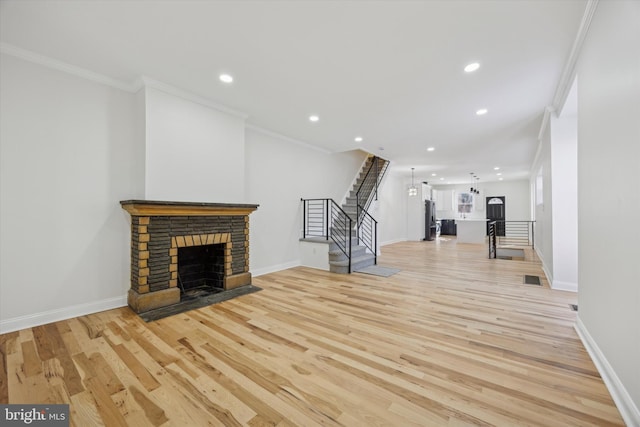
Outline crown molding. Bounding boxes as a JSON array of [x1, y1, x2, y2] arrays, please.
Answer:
[[245, 123, 331, 154], [0, 43, 248, 120], [551, 0, 599, 111], [141, 76, 248, 120], [537, 106, 556, 142], [536, 0, 599, 142], [0, 42, 138, 92]]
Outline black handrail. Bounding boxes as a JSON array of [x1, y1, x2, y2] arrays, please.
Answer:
[[302, 198, 352, 272], [488, 220, 536, 259], [357, 204, 378, 265], [354, 157, 388, 226], [488, 220, 497, 259], [492, 220, 535, 248]]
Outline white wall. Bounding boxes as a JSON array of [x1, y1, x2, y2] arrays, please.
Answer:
[[144, 86, 246, 203], [244, 128, 367, 274], [531, 125, 554, 284], [0, 54, 143, 332], [431, 180, 531, 221], [377, 170, 409, 246], [550, 109, 578, 291], [575, 0, 640, 420]]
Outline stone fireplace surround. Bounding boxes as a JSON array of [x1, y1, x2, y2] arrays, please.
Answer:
[[120, 200, 258, 313]]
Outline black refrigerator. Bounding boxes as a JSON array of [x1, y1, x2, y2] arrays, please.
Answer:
[[423, 200, 437, 241]]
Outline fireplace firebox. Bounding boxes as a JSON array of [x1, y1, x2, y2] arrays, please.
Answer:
[[120, 200, 259, 313], [178, 243, 225, 291]]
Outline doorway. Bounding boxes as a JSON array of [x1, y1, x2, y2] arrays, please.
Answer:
[[486, 196, 506, 236]]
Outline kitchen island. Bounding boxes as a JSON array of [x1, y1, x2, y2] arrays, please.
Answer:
[[456, 219, 488, 244]]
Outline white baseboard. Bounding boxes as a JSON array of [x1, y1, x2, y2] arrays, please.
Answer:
[[551, 279, 578, 292], [535, 247, 554, 286], [252, 260, 300, 277], [575, 316, 640, 426], [380, 238, 407, 247], [0, 295, 127, 334]]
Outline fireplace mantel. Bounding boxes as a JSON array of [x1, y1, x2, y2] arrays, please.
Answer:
[[120, 200, 259, 313], [120, 200, 259, 216]]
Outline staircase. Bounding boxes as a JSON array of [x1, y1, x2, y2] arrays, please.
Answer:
[[342, 156, 387, 221], [301, 155, 389, 274]]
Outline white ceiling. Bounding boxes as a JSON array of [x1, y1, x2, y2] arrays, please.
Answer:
[[0, 0, 587, 184]]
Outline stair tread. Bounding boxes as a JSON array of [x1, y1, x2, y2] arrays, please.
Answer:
[[329, 253, 376, 267]]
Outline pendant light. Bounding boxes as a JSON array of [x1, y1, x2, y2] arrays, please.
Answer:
[[408, 168, 418, 196], [469, 173, 480, 194]]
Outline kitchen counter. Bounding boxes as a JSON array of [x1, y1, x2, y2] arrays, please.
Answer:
[[455, 218, 488, 244]]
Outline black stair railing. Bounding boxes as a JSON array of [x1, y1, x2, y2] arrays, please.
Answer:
[[301, 198, 352, 273], [488, 220, 497, 259], [355, 157, 388, 224], [357, 205, 378, 265], [354, 156, 388, 258], [489, 220, 536, 259]]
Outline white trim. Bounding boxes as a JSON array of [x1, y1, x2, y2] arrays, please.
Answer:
[[536, 0, 599, 142], [0, 295, 127, 334], [536, 246, 554, 286], [575, 316, 640, 426], [551, 0, 599, 111], [141, 76, 248, 120], [537, 106, 556, 142], [245, 124, 331, 154], [0, 44, 250, 120], [0, 42, 138, 92], [380, 238, 408, 246], [551, 279, 578, 292], [252, 260, 300, 277]]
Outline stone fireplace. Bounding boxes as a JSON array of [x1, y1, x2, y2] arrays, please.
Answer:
[[120, 200, 258, 313]]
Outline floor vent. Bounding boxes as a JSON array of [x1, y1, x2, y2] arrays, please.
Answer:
[[523, 275, 541, 286], [570, 304, 578, 312]]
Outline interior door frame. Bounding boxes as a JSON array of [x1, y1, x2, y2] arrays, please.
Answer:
[[486, 196, 506, 236]]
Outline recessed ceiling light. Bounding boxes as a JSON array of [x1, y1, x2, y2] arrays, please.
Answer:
[[499, 177, 504, 181], [494, 167, 500, 170], [431, 173, 437, 176], [219, 74, 233, 83], [496, 172, 502, 176], [309, 115, 319, 122], [440, 177, 445, 180], [354, 136, 363, 142], [427, 147, 435, 152], [464, 62, 480, 73], [476, 108, 488, 115]]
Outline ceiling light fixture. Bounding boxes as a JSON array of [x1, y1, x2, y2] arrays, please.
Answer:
[[427, 147, 435, 152], [476, 108, 488, 116], [219, 74, 233, 83], [354, 136, 363, 142], [494, 166, 500, 170], [309, 115, 319, 122], [497, 172, 502, 176], [464, 62, 480, 73], [408, 168, 418, 197], [431, 173, 437, 176], [469, 173, 480, 195]]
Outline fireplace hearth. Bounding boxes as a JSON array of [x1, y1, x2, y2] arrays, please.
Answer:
[[120, 200, 259, 314]]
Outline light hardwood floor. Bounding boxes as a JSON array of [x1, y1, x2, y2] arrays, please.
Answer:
[[0, 238, 624, 426]]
